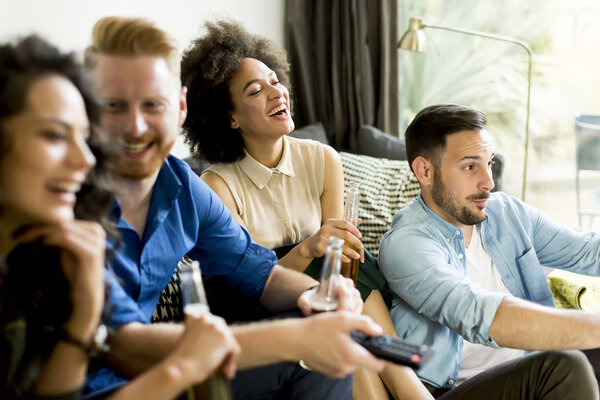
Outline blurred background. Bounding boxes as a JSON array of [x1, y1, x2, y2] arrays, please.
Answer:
[[3, 0, 600, 231], [398, 0, 600, 231]]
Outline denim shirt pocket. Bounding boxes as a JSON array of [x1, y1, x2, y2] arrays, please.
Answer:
[[515, 247, 553, 303]]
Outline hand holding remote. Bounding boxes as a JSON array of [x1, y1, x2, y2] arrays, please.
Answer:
[[349, 330, 433, 369]]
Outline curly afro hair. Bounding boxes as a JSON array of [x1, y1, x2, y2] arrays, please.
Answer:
[[181, 20, 291, 164]]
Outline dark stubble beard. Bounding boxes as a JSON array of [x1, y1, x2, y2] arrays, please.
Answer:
[[431, 168, 490, 226]]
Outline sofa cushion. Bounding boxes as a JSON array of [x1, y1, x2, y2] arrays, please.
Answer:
[[357, 125, 407, 160], [288, 122, 329, 144], [340, 152, 420, 255]]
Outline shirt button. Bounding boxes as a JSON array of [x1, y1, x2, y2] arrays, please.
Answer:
[[458, 254, 464, 259], [446, 238, 450, 243], [447, 379, 455, 385], [284, 221, 289, 226], [455, 230, 461, 235]]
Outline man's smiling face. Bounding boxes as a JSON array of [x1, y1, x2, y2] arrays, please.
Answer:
[[92, 54, 186, 180]]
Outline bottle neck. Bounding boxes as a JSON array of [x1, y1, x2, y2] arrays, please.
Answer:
[[343, 190, 360, 221]]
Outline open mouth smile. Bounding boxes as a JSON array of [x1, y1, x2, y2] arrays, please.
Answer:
[[46, 181, 82, 193], [123, 142, 152, 154], [267, 104, 288, 117]]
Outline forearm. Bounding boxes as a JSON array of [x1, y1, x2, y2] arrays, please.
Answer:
[[33, 342, 88, 396], [109, 358, 190, 400], [276, 243, 313, 272], [232, 319, 301, 369], [260, 265, 317, 312], [34, 310, 100, 396], [105, 322, 183, 378], [489, 296, 600, 349]]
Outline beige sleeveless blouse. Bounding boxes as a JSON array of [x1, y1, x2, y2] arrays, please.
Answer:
[[204, 136, 325, 250]]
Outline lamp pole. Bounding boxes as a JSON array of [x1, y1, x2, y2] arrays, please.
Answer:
[[399, 17, 532, 200]]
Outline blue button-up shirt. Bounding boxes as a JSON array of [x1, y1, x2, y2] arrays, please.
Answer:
[[87, 155, 278, 393], [379, 192, 600, 388]]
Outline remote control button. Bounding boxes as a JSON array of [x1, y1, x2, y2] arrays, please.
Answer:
[[410, 354, 421, 363]]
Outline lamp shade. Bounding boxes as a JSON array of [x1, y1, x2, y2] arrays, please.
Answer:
[[398, 17, 426, 52]]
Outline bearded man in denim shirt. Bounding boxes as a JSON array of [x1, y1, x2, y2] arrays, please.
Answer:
[[379, 104, 600, 399]]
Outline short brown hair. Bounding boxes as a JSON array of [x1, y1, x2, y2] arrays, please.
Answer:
[[405, 104, 487, 172], [84, 16, 180, 77]]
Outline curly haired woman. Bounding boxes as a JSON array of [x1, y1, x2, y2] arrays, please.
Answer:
[[181, 20, 433, 400]]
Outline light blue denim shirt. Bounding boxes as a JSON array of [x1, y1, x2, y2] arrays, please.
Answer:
[[379, 191, 600, 388]]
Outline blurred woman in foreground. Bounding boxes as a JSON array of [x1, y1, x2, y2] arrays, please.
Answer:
[[0, 35, 239, 400]]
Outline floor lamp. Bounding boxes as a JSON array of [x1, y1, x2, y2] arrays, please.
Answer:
[[398, 17, 532, 201]]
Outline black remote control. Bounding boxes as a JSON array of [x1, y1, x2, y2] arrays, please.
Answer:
[[350, 330, 432, 369]]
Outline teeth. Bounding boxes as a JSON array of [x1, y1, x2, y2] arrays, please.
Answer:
[[267, 104, 287, 117], [47, 182, 82, 193], [123, 142, 150, 153]]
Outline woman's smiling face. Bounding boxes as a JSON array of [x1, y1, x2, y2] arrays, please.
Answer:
[[0, 74, 96, 229], [228, 57, 294, 141]]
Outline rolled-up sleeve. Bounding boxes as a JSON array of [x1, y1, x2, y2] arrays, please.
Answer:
[[188, 182, 277, 299], [379, 227, 507, 346], [103, 270, 146, 329], [527, 203, 600, 274]]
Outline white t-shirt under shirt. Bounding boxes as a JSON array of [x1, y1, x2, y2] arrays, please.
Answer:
[[457, 225, 524, 384]]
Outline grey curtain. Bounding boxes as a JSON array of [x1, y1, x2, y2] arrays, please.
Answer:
[[285, 0, 398, 151]]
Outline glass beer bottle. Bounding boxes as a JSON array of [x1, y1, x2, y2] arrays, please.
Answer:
[[179, 257, 233, 400], [301, 237, 344, 370], [309, 236, 344, 312], [341, 181, 361, 286]]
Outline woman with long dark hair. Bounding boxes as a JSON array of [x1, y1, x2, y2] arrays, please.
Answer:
[[0, 35, 239, 399]]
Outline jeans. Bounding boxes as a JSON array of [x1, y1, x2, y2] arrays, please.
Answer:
[[232, 362, 352, 400], [204, 298, 353, 400]]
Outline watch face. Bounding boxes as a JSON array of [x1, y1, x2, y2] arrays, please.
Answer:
[[91, 324, 110, 356]]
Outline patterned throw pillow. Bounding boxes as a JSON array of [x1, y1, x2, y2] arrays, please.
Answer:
[[340, 152, 420, 256], [152, 262, 183, 323]]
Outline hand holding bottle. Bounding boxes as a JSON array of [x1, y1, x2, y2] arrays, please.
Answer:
[[301, 218, 364, 263], [299, 237, 363, 316], [179, 258, 237, 399]]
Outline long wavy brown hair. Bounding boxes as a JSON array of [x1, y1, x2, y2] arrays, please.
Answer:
[[0, 35, 117, 313]]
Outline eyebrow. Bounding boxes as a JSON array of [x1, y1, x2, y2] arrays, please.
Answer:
[[35, 117, 71, 129], [459, 153, 495, 162], [35, 117, 90, 133], [242, 71, 276, 92]]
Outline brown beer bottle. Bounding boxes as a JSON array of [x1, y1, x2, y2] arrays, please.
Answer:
[[342, 181, 361, 286]]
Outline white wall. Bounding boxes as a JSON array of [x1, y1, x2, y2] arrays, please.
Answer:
[[0, 0, 286, 157]]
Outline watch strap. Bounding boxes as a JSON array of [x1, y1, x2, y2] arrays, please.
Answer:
[[59, 324, 110, 357]]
